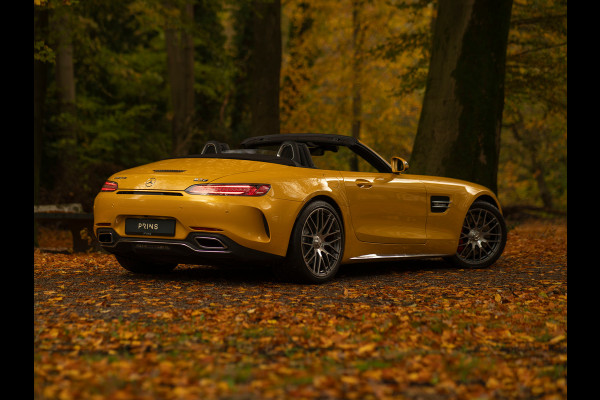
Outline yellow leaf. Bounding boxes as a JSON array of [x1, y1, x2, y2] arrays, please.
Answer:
[[173, 387, 191, 398], [519, 334, 535, 342], [357, 342, 376, 355], [486, 377, 500, 389], [363, 369, 382, 380], [159, 361, 174, 372], [341, 375, 359, 385], [407, 372, 420, 382], [549, 334, 566, 344], [121, 331, 134, 340]]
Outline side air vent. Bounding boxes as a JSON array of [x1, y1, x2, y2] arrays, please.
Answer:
[[431, 196, 451, 213]]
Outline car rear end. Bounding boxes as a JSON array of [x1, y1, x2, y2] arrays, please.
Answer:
[[93, 158, 296, 267]]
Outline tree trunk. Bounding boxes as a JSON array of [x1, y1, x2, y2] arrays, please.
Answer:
[[229, 1, 253, 143], [409, 0, 513, 194], [54, 11, 76, 116], [250, 0, 281, 136], [165, 1, 195, 156], [34, 6, 49, 247], [52, 5, 78, 203], [280, 1, 313, 119], [350, 0, 364, 172]]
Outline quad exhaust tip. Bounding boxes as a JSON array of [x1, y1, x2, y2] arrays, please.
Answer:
[[195, 236, 227, 250], [98, 232, 113, 244]]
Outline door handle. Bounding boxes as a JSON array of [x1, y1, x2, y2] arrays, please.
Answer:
[[355, 179, 372, 189]]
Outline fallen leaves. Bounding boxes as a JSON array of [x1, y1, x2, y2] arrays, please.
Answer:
[[34, 220, 567, 399]]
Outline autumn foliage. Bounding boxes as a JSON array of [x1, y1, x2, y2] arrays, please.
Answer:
[[34, 219, 566, 399]]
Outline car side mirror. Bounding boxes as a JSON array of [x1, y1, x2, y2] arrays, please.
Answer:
[[391, 157, 409, 174]]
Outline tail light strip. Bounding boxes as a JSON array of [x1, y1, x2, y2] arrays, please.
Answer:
[[185, 184, 270, 196], [102, 181, 270, 196], [101, 181, 118, 191]]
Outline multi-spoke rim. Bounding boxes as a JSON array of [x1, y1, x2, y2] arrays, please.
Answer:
[[300, 207, 342, 277], [456, 207, 503, 265]]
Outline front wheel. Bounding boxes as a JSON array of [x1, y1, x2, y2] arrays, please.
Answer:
[[449, 201, 507, 269], [284, 201, 344, 283]]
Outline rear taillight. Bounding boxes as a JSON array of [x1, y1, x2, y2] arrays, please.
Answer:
[[101, 181, 118, 192], [185, 184, 270, 196]]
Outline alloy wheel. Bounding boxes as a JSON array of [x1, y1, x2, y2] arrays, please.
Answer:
[[300, 207, 342, 277], [456, 207, 504, 265]]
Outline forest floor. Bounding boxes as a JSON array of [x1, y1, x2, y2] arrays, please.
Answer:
[[34, 217, 567, 400]]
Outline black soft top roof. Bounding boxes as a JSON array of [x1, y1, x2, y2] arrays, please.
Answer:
[[241, 133, 391, 173], [176, 133, 392, 173], [240, 133, 357, 148]]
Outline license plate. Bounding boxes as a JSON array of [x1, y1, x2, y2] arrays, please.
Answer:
[[125, 218, 176, 237]]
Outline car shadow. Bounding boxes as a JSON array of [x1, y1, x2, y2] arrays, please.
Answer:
[[336, 258, 455, 280], [123, 257, 456, 286]]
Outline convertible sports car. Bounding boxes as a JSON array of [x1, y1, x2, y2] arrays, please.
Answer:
[[93, 133, 507, 282]]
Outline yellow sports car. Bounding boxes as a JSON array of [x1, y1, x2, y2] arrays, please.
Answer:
[[93, 134, 506, 282]]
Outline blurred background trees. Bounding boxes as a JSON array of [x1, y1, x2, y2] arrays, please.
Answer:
[[34, 0, 566, 213]]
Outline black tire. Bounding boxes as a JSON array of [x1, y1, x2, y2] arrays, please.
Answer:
[[115, 254, 177, 274], [449, 200, 507, 269], [284, 200, 344, 283]]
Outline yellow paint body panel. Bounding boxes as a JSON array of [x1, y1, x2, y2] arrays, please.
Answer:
[[94, 157, 500, 263]]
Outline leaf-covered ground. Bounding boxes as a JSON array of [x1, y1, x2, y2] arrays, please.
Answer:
[[34, 220, 566, 399]]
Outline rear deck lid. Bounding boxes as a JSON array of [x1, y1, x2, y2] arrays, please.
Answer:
[[109, 157, 276, 191]]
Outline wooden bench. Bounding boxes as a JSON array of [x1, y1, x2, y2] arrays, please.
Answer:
[[34, 204, 98, 252]]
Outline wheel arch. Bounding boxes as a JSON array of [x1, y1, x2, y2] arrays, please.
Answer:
[[307, 195, 345, 224], [473, 194, 502, 213]]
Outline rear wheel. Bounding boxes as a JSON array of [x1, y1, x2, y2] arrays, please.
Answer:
[[285, 201, 344, 283], [449, 201, 507, 269], [115, 254, 177, 274]]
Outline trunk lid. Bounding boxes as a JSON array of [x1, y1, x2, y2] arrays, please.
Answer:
[[110, 158, 271, 191]]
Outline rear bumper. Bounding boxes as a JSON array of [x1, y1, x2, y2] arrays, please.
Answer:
[[93, 191, 303, 258], [96, 228, 284, 266]]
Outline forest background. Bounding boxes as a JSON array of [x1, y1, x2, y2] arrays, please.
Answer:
[[33, 0, 567, 216]]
